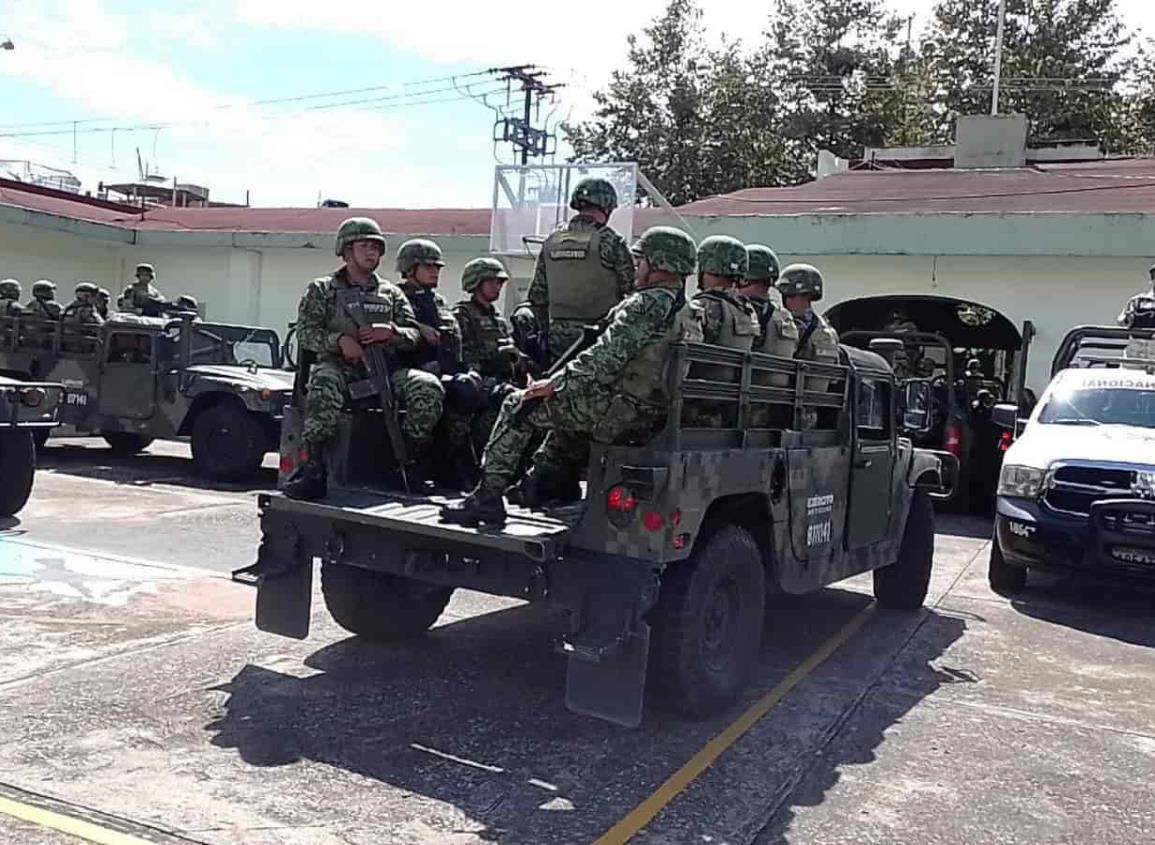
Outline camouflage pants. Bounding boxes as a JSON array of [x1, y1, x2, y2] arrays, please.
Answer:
[[444, 405, 499, 459], [477, 386, 659, 493], [302, 360, 444, 448], [547, 320, 587, 364]]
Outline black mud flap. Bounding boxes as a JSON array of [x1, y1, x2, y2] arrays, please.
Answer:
[[253, 527, 313, 640], [564, 622, 650, 729]]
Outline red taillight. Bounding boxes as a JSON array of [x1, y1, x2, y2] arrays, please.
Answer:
[[945, 424, 961, 456], [607, 485, 636, 513], [643, 511, 664, 532], [279, 455, 293, 474], [297, 447, 308, 463], [998, 430, 1013, 453], [669, 509, 682, 527]]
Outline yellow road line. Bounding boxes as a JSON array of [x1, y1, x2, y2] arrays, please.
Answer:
[[0, 793, 164, 845], [594, 602, 878, 845]]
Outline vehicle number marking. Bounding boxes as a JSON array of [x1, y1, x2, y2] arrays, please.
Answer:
[[806, 493, 835, 548], [807, 520, 832, 547], [65, 391, 88, 407], [1007, 521, 1035, 538]]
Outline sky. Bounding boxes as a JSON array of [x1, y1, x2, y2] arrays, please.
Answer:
[[1, 0, 1153, 210]]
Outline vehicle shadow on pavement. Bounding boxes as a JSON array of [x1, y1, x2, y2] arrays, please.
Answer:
[[1008, 574, 1155, 649], [756, 609, 968, 844], [205, 590, 964, 843], [36, 444, 278, 493], [933, 512, 993, 540]]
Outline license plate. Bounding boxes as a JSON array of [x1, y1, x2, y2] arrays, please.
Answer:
[[1111, 546, 1155, 565]]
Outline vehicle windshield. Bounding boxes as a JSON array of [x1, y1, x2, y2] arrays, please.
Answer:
[[1038, 383, 1155, 428], [165, 322, 283, 368]]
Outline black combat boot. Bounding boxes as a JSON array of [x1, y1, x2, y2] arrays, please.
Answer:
[[507, 470, 582, 509], [282, 444, 327, 500], [440, 485, 508, 526]]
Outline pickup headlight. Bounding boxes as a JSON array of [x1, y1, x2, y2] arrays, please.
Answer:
[[997, 464, 1046, 499]]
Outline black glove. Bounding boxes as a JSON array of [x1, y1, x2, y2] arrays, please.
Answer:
[[444, 371, 488, 414]]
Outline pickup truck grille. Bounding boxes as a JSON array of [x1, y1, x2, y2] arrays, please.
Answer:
[[1043, 465, 1138, 516]]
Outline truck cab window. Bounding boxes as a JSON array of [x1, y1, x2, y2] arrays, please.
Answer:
[[856, 378, 891, 439]]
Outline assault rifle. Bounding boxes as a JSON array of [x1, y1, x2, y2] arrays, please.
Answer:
[[336, 288, 410, 493], [512, 320, 607, 423]]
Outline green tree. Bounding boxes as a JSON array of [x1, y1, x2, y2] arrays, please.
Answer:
[[922, 0, 1137, 148]]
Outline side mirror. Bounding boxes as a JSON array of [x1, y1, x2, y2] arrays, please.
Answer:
[[992, 403, 1019, 430], [901, 379, 932, 434]]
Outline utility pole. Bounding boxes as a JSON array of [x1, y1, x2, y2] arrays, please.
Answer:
[[488, 65, 563, 165], [992, 0, 1008, 114]]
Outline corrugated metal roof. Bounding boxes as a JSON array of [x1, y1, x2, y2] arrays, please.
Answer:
[[678, 158, 1155, 216]]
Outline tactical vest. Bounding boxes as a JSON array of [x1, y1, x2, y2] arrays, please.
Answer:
[[1127, 293, 1155, 329], [617, 288, 704, 409], [795, 311, 840, 395], [542, 225, 621, 323], [0, 298, 21, 317], [318, 275, 399, 364], [398, 284, 459, 373], [750, 298, 799, 388], [25, 300, 62, 320], [693, 289, 758, 383], [454, 300, 513, 378]]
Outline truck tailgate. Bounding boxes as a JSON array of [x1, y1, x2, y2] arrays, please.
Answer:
[[259, 490, 583, 562]]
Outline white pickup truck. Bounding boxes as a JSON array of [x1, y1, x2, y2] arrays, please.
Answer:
[[990, 326, 1155, 592]]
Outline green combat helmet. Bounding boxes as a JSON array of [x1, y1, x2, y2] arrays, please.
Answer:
[[75, 281, 99, 297], [461, 257, 509, 292], [745, 244, 780, 284], [395, 239, 445, 274], [776, 263, 824, 301], [32, 280, 57, 300], [96, 287, 111, 302], [175, 294, 199, 311], [135, 262, 155, 277], [631, 226, 697, 276], [570, 177, 618, 214], [696, 235, 748, 279], [334, 217, 387, 257], [0, 279, 21, 299]]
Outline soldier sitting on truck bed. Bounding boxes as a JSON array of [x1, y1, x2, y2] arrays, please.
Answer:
[[0, 279, 24, 317], [94, 287, 111, 320], [441, 225, 704, 526], [394, 239, 462, 377], [737, 244, 798, 425], [281, 218, 446, 500], [24, 280, 63, 320], [778, 264, 840, 426], [119, 263, 165, 315], [62, 282, 105, 325]]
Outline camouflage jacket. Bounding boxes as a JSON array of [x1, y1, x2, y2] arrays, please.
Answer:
[[554, 282, 696, 401], [62, 299, 104, 325], [453, 298, 517, 379], [295, 267, 419, 365], [23, 300, 62, 319], [118, 282, 163, 313], [0, 298, 23, 317], [527, 214, 635, 327]]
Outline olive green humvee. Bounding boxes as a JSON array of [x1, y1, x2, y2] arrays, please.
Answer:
[[0, 313, 292, 481], [247, 341, 953, 727]]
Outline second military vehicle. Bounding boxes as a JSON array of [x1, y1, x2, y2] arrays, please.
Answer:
[[245, 339, 953, 728], [0, 374, 63, 517], [0, 313, 293, 481]]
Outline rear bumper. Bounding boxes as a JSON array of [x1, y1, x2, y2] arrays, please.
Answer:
[[995, 496, 1155, 582], [0, 382, 63, 428]]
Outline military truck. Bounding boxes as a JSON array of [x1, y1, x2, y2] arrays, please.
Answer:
[[0, 375, 63, 517], [0, 313, 293, 481], [244, 341, 952, 727]]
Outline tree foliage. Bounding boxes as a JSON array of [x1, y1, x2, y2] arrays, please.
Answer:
[[563, 0, 1155, 203]]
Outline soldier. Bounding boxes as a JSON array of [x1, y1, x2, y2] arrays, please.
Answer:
[[777, 264, 840, 424], [1118, 263, 1155, 329], [173, 294, 199, 314], [118, 263, 165, 315], [24, 280, 63, 319], [62, 282, 105, 325], [444, 257, 524, 485], [738, 245, 798, 413], [281, 218, 445, 500], [393, 238, 461, 377], [0, 279, 23, 317], [442, 225, 704, 525], [528, 177, 635, 363], [689, 236, 758, 425], [95, 287, 111, 320]]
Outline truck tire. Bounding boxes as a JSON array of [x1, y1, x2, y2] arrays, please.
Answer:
[[987, 535, 1027, 594], [191, 403, 265, 481], [32, 429, 49, 450], [874, 491, 934, 610], [648, 524, 765, 718], [321, 562, 453, 641], [0, 431, 36, 517], [103, 432, 154, 455]]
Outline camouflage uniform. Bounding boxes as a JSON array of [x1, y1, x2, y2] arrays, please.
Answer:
[[119, 263, 164, 315], [448, 298, 517, 447], [24, 280, 63, 319], [528, 178, 635, 362], [95, 288, 111, 320], [443, 225, 703, 524], [296, 268, 444, 450], [0, 279, 23, 317], [62, 282, 105, 325], [778, 264, 840, 427], [398, 281, 461, 374]]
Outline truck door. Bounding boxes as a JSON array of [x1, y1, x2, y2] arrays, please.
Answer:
[[848, 375, 895, 549], [98, 332, 157, 420]]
